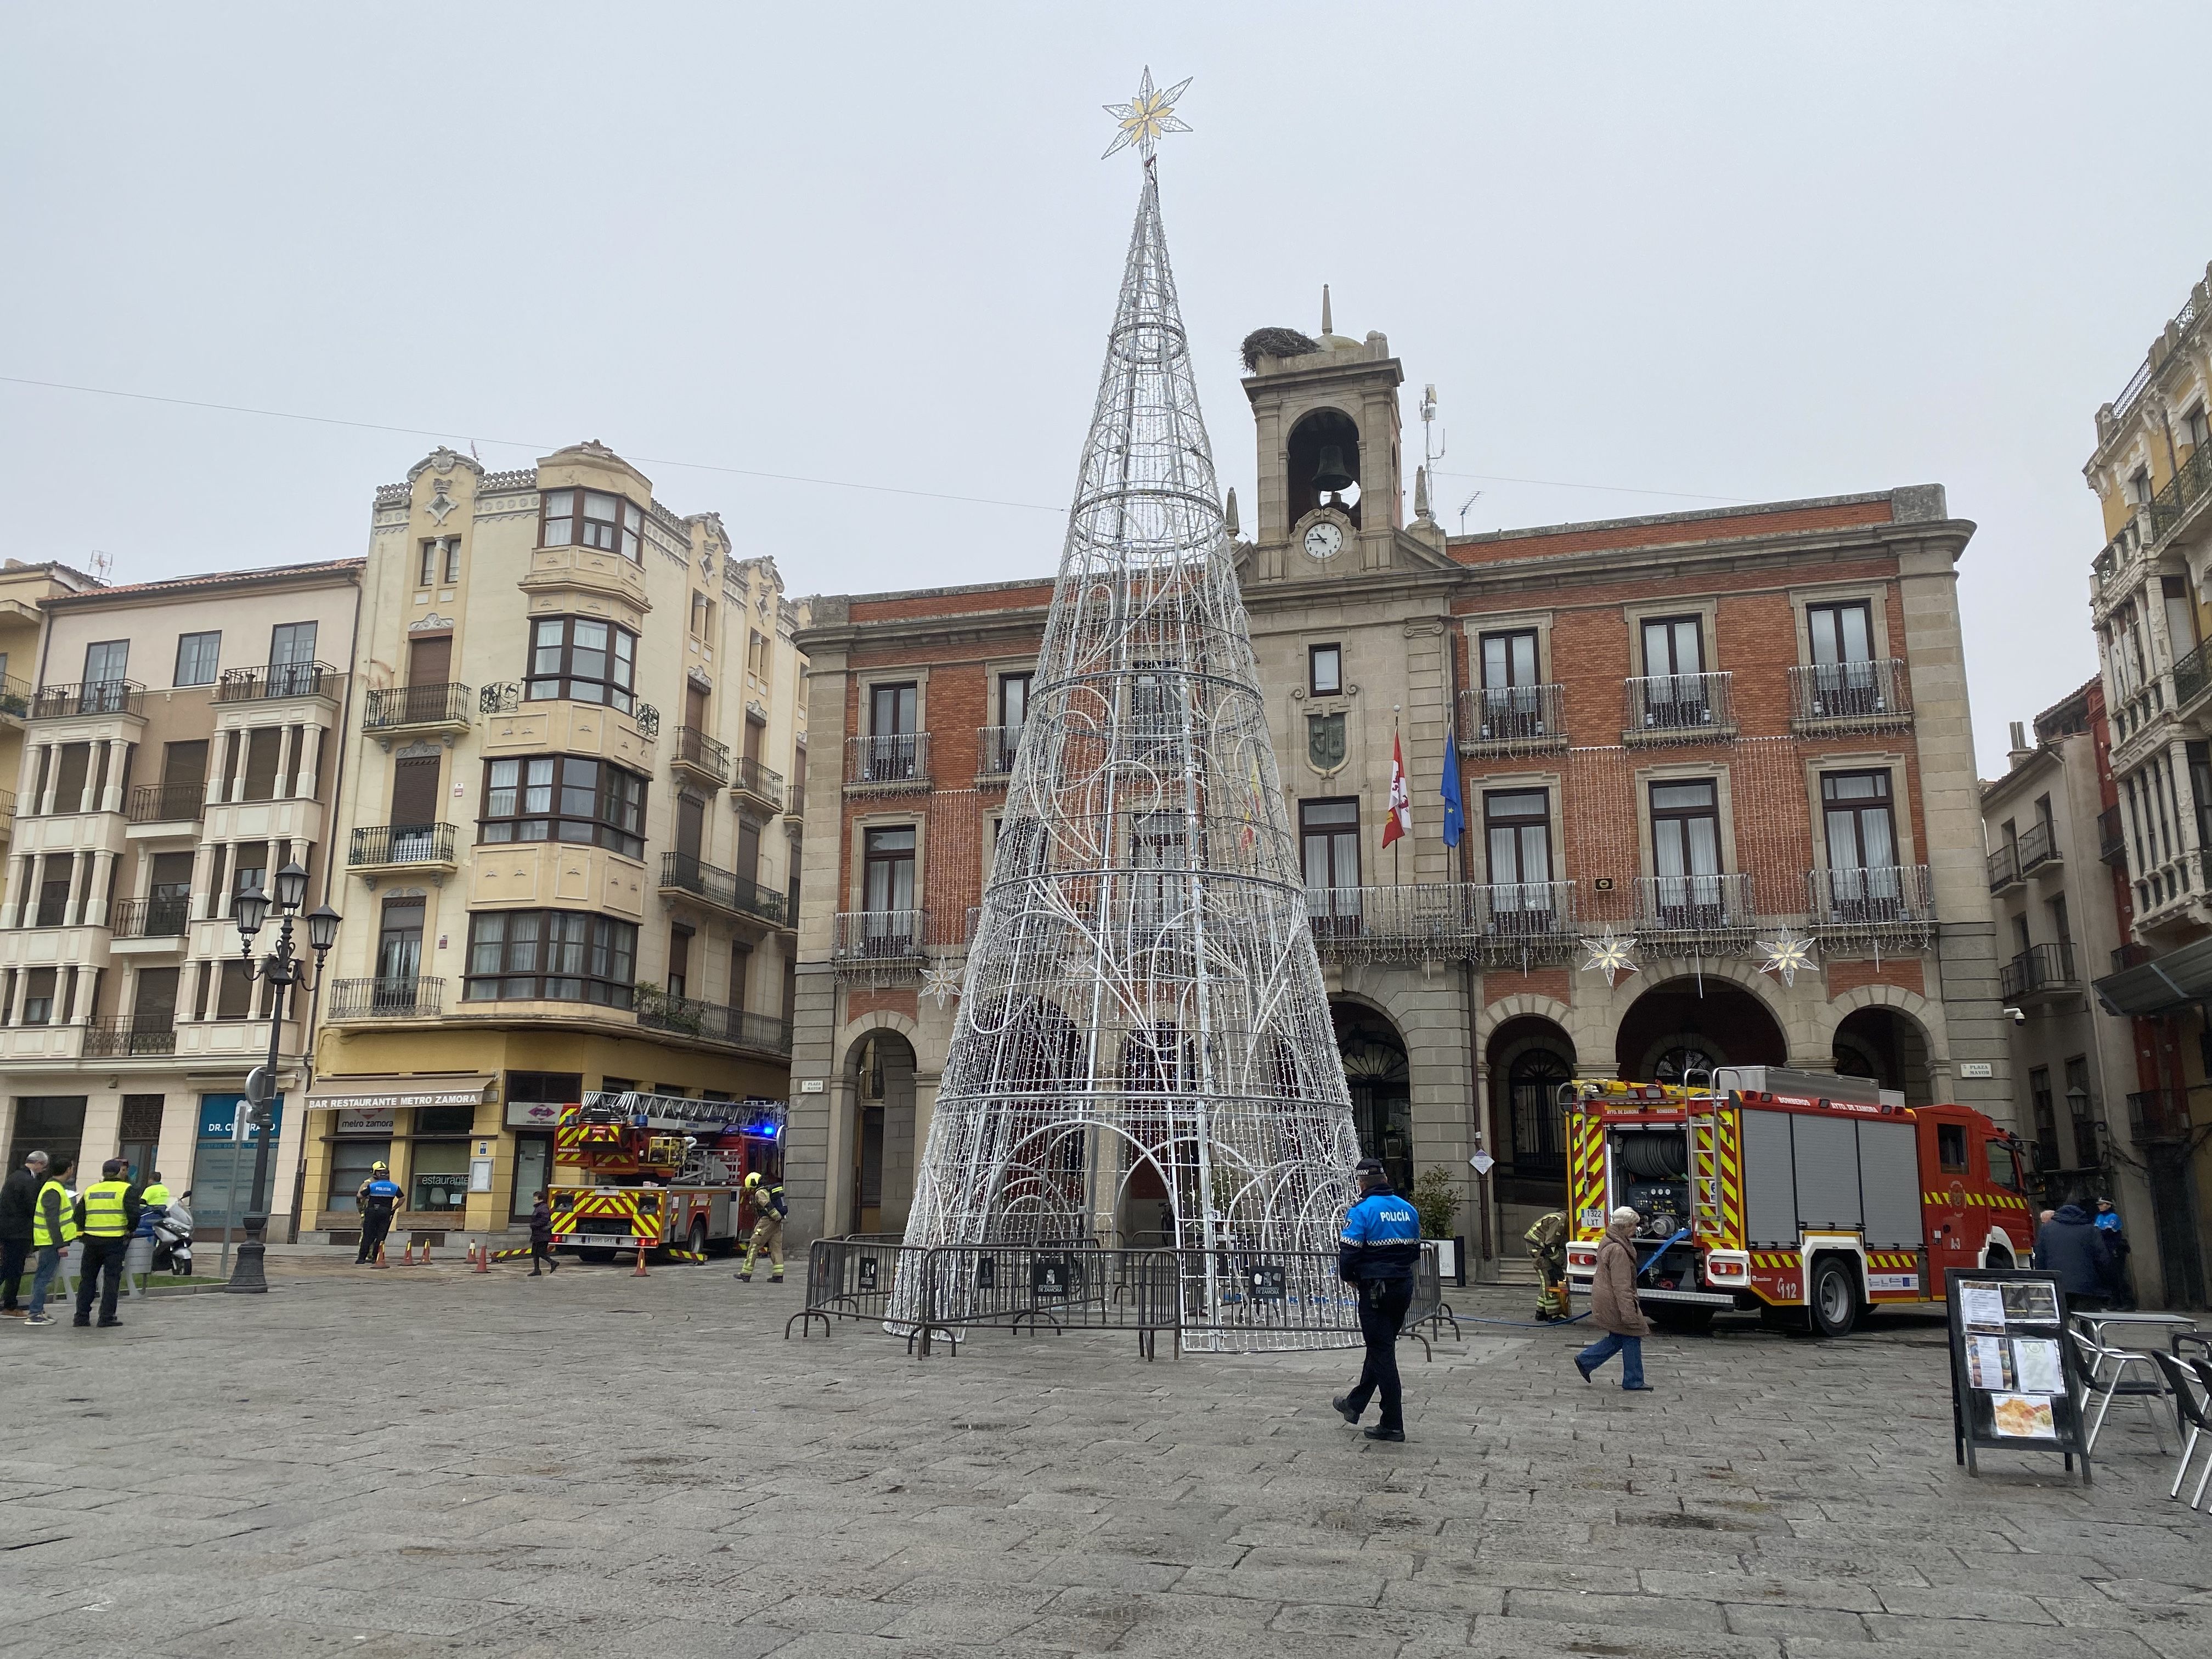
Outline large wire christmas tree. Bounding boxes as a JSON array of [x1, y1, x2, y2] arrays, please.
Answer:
[[901, 74, 1362, 1302]]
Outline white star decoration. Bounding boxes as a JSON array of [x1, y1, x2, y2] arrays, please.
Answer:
[[1578, 932, 1640, 988], [1756, 932, 1819, 989], [1102, 67, 1193, 162], [920, 960, 963, 1011]]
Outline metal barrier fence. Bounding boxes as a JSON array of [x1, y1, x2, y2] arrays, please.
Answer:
[[786, 1237, 1457, 1361]]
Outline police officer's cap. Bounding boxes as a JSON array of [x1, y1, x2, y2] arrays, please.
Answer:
[[102, 1158, 127, 1177]]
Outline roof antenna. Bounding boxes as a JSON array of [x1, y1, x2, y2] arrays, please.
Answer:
[[1321, 284, 1333, 336], [88, 550, 113, 584]]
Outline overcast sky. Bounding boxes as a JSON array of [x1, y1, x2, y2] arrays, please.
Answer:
[[4, 4, 2208, 774]]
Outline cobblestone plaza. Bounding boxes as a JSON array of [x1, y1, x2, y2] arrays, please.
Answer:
[[4, 1260, 2209, 1657]]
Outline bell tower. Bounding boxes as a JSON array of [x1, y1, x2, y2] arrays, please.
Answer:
[[1240, 287, 1422, 583]]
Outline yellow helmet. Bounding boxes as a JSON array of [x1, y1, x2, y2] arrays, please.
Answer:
[[371, 1161, 390, 1173], [744, 1171, 761, 1187]]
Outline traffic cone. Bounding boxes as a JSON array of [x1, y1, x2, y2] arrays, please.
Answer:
[[631, 1242, 650, 1277], [473, 1242, 489, 1274], [372, 1241, 388, 1269], [421, 1242, 432, 1265], [399, 1243, 415, 1267]]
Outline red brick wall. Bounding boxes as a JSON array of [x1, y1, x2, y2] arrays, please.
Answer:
[[1485, 967, 1574, 1007], [1447, 498, 1894, 566], [1824, 958, 1923, 998], [850, 584, 1054, 623], [845, 985, 918, 1023]]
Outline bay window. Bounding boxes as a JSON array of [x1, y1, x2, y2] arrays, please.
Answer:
[[527, 616, 636, 712], [464, 910, 638, 1008], [481, 755, 646, 859], [540, 489, 643, 561]]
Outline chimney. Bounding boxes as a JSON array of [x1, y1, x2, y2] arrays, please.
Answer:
[[2007, 720, 2034, 769]]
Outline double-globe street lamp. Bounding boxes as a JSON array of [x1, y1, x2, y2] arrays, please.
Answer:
[[223, 860, 340, 1293]]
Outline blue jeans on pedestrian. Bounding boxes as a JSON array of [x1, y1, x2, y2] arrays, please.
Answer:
[[26, 1245, 62, 1318], [1578, 1329, 1645, 1387]]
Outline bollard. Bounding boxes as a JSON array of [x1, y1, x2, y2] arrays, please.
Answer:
[[632, 1242, 650, 1278]]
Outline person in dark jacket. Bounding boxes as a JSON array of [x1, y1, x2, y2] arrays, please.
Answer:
[[1, 1149, 48, 1317], [1330, 1158, 1423, 1442], [527, 1192, 558, 1276], [2094, 1198, 2134, 1308], [2033, 1201, 2113, 1308]]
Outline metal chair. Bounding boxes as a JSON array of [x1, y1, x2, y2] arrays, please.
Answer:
[[2069, 1324, 2170, 1454], [2147, 1351, 2212, 1510]]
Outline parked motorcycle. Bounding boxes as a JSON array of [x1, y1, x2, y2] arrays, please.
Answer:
[[150, 1192, 194, 1277]]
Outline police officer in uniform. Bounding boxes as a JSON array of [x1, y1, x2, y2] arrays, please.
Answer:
[[356, 1161, 403, 1265], [736, 1169, 787, 1283], [1331, 1157, 1423, 1441], [74, 1159, 142, 1328]]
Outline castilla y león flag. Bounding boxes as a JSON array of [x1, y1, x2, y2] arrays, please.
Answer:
[[1381, 732, 1413, 849]]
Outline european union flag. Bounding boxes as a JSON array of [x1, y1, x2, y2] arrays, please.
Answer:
[[1441, 720, 1464, 848]]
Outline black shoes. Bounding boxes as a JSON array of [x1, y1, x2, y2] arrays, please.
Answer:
[[97, 1318, 121, 1329], [1622, 1383, 1654, 1392], [1363, 1426, 1406, 1442], [71, 1317, 89, 1328], [1331, 1394, 1363, 1425]]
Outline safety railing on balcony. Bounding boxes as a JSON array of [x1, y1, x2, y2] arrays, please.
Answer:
[[730, 755, 786, 811], [0, 788, 14, 821], [846, 732, 930, 789], [363, 682, 473, 732], [1787, 658, 1912, 731], [1623, 672, 1732, 740], [2016, 819, 2058, 873], [2111, 941, 2153, 973], [31, 680, 144, 719], [348, 823, 458, 868], [326, 977, 447, 1019], [1987, 843, 2021, 890], [0, 675, 29, 723], [658, 853, 787, 926], [2126, 1088, 2193, 1143], [127, 782, 206, 825], [83, 1015, 177, 1057], [2171, 635, 2212, 709], [1457, 684, 1567, 755], [1999, 941, 2078, 1001], [216, 662, 340, 703], [1631, 872, 1756, 947], [673, 726, 731, 787], [1805, 865, 1935, 947], [976, 725, 1024, 779], [2098, 805, 2127, 866], [832, 909, 930, 973], [110, 896, 190, 940], [2148, 439, 2212, 545], [634, 989, 794, 1057]]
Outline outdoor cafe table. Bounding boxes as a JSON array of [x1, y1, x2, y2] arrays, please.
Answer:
[[2069, 1308, 2199, 1352]]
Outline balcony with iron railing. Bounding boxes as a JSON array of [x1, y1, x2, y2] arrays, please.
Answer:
[[658, 853, 787, 926], [1630, 872, 1756, 949], [0, 675, 29, 724], [363, 682, 473, 735], [1987, 843, 2021, 891], [832, 909, 930, 974], [2015, 819, 2059, 874], [326, 977, 447, 1020], [845, 732, 930, 791], [976, 724, 1024, 780], [2173, 636, 2212, 712], [1306, 880, 1581, 964], [348, 822, 458, 872], [2111, 940, 2153, 973], [83, 1015, 176, 1057], [672, 726, 731, 788], [1999, 941, 2078, 1002], [2148, 438, 2212, 548], [1805, 865, 1935, 947], [2098, 805, 2127, 866], [216, 662, 340, 703], [127, 782, 207, 825], [1457, 685, 1568, 755], [731, 755, 786, 814], [634, 989, 793, 1057], [110, 896, 190, 940], [1623, 672, 1733, 742], [1787, 659, 1912, 733], [2126, 1088, 2194, 1143], [31, 680, 144, 720]]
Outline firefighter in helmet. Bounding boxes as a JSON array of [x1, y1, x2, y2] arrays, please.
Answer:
[[1525, 1210, 1570, 1321], [736, 1169, 787, 1283]]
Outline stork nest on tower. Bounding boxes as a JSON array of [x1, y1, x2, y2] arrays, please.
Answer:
[[1240, 327, 1320, 370]]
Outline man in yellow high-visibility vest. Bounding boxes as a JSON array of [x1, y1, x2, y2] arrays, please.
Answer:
[[23, 1155, 77, 1327], [73, 1159, 142, 1328]]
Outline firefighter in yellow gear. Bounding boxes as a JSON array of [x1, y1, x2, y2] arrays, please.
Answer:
[[736, 1170, 786, 1283], [1525, 1210, 1570, 1322]]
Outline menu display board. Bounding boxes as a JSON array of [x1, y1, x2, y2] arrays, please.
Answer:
[[1944, 1268, 2091, 1483]]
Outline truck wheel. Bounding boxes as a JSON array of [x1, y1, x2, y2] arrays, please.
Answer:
[[1985, 1245, 2015, 1271], [1808, 1257, 1860, 1338], [687, 1220, 708, 1261], [1651, 1306, 1716, 1335]]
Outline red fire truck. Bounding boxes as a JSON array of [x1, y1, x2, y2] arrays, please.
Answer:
[[549, 1091, 784, 1261], [1562, 1067, 2035, 1336]]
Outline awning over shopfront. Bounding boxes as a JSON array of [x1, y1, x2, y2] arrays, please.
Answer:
[[304, 1074, 497, 1111], [2092, 935, 2212, 1017]]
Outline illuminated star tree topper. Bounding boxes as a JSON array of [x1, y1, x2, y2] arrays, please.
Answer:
[[1102, 66, 1192, 162], [1755, 932, 1819, 989], [1578, 931, 1640, 989]]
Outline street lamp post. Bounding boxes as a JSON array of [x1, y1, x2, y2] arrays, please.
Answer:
[[224, 861, 340, 1293]]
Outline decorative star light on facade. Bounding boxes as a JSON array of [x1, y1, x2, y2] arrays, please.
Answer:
[[920, 960, 963, 1011], [1756, 932, 1819, 989], [1578, 931, 1640, 988], [1102, 66, 1192, 162]]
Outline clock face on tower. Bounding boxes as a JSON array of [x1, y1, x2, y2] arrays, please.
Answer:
[[1303, 521, 1344, 561]]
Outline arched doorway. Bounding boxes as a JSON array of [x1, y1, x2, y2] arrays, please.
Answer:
[[1486, 1015, 1575, 1208], [1332, 1001, 1410, 1195], [1614, 978, 1786, 1084], [1832, 1005, 1934, 1105], [847, 1030, 916, 1234]]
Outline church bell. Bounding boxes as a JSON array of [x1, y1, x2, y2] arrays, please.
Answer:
[[1311, 444, 1356, 494]]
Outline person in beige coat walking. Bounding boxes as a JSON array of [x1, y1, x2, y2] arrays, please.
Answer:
[[1574, 1206, 1654, 1391]]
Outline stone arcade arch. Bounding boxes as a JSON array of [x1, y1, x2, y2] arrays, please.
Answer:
[[1614, 975, 1788, 1083], [1486, 1014, 1577, 1209], [1330, 998, 1412, 1197]]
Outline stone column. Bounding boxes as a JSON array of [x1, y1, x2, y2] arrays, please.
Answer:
[[2, 854, 30, 928], [61, 854, 87, 927], [77, 753, 99, 814], [205, 737, 229, 809], [275, 725, 297, 801], [87, 849, 116, 928], [36, 744, 57, 816], [229, 728, 251, 803], [100, 740, 128, 814], [69, 963, 99, 1025], [298, 724, 325, 800], [8, 964, 29, 1025]]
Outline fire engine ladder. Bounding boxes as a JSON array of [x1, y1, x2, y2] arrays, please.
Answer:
[[1685, 1099, 1725, 1241]]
